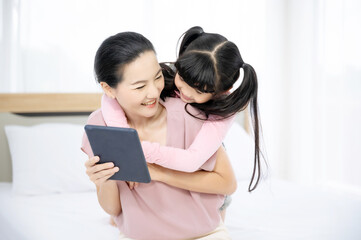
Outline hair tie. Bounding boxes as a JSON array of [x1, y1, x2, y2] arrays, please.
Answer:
[[241, 62, 245, 68]]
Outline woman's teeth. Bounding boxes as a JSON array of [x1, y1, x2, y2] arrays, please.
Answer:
[[142, 100, 156, 106]]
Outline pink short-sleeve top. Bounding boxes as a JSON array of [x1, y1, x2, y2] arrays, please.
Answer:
[[81, 97, 224, 239]]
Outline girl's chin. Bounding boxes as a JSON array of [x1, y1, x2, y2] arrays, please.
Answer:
[[180, 95, 194, 103], [175, 91, 194, 103]]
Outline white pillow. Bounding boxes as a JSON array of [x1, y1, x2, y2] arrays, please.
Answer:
[[223, 122, 255, 181], [5, 123, 95, 195]]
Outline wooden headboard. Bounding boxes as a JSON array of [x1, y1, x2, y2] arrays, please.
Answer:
[[0, 93, 102, 182], [0, 93, 102, 113]]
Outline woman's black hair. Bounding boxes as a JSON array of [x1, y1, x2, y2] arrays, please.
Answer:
[[94, 32, 155, 87], [175, 26, 264, 192], [94, 31, 174, 100]]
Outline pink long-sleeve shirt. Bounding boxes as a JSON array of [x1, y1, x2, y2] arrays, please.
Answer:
[[81, 97, 224, 239], [101, 94, 235, 172]]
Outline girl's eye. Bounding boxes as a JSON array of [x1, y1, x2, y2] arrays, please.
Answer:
[[136, 86, 145, 90], [155, 74, 163, 80], [196, 90, 203, 94]]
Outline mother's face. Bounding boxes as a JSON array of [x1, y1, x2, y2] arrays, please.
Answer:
[[108, 51, 164, 120]]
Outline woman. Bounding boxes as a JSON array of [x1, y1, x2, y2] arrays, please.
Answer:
[[82, 31, 236, 239]]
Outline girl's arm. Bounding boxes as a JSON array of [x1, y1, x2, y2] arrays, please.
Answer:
[[102, 94, 235, 173], [148, 146, 237, 195]]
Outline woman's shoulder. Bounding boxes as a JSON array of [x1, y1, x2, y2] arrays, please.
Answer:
[[86, 109, 106, 126]]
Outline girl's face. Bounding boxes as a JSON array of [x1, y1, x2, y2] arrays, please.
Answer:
[[111, 51, 164, 120], [174, 73, 213, 104]]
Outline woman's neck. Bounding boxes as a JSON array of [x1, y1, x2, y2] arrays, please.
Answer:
[[127, 104, 166, 131]]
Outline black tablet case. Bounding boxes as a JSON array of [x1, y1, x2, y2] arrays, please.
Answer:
[[84, 125, 151, 183]]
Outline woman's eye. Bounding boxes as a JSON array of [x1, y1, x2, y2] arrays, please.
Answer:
[[155, 74, 163, 80], [136, 86, 145, 90]]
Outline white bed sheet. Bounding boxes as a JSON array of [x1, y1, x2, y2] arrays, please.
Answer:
[[0, 183, 119, 240], [1, 180, 361, 240], [227, 180, 361, 240]]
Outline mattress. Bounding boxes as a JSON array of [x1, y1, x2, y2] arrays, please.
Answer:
[[1, 180, 361, 240]]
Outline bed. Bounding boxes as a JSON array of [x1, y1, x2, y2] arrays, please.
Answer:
[[1, 93, 361, 240]]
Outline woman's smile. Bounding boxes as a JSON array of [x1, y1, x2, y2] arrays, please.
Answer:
[[141, 99, 157, 108]]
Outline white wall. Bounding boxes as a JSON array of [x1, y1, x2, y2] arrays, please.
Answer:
[[0, 0, 268, 93]]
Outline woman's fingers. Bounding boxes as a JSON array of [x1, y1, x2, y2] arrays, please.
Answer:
[[92, 162, 115, 174], [85, 156, 140, 188], [84, 156, 99, 168], [90, 167, 119, 182], [86, 161, 115, 176], [85, 156, 120, 186], [94, 171, 118, 186]]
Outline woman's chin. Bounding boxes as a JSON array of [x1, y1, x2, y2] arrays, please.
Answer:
[[141, 101, 161, 117]]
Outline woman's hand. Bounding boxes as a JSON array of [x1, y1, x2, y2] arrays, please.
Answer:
[[85, 156, 119, 187]]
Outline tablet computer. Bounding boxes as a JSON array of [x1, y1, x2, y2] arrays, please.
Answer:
[[84, 125, 151, 183]]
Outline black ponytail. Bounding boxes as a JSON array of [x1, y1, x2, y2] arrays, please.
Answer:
[[178, 26, 204, 56], [242, 63, 262, 192]]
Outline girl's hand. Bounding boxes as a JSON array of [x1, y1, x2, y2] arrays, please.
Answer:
[[85, 156, 119, 187], [147, 163, 165, 182], [126, 164, 165, 188]]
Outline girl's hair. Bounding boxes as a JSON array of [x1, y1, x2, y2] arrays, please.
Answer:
[[175, 26, 263, 192], [94, 32, 155, 87]]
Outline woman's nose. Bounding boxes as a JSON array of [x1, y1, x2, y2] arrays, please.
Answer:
[[147, 82, 160, 99]]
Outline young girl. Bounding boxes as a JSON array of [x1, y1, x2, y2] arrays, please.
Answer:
[[83, 31, 236, 239], [101, 26, 262, 192]]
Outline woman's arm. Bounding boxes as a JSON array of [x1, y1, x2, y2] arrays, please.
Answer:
[[147, 146, 237, 195], [102, 94, 235, 172], [85, 156, 122, 216]]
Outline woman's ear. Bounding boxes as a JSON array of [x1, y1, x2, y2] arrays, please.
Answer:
[[100, 82, 116, 99]]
